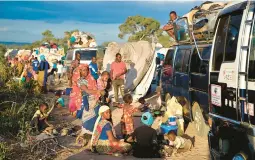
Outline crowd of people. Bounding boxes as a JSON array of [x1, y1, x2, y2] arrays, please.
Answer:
[[8, 53, 67, 93], [28, 50, 193, 158]]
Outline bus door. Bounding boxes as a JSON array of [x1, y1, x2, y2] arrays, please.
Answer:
[[173, 47, 192, 118], [190, 45, 212, 121], [246, 20, 255, 125], [209, 6, 244, 121]]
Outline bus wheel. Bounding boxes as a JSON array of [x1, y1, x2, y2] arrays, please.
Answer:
[[192, 102, 209, 137], [165, 93, 171, 102]]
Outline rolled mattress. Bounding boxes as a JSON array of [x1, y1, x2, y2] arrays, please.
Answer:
[[103, 41, 155, 92]]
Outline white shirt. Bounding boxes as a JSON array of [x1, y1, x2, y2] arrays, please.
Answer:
[[62, 66, 67, 73], [57, 64, 63, 74], [173, 136, 185, 149]]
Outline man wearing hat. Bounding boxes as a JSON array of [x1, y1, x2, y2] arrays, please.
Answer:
[[127, 112, 160, 158]]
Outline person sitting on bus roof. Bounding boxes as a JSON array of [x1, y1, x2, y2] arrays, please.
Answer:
[[163, 11, 179, 40]]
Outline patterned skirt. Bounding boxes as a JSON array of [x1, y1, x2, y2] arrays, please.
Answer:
[[95, 139, 132, 155], [82, 104, 100, 134]]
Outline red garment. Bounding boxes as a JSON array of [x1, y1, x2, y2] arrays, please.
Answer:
[[111, 61, 126, 80], [121, 104, 139, 135], [69, 64, 98, 112]]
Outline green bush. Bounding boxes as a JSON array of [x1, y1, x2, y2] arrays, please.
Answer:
[[0, 142, 9, 160]]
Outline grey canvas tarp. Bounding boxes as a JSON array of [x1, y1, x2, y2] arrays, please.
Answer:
[[103, 41, 155, 92]]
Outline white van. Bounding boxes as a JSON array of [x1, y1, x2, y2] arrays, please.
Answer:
[[65, 48, 97, 67]]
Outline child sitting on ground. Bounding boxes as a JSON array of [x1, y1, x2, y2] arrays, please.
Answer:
[[120, 94, 141, 140], [138, 97, 152, 112], [30, 103, 54, 135], [165, 130, 193, 156], [55, 90, 65, 108]]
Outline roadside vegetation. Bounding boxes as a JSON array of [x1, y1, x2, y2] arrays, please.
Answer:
[[0, 45, 53, 159]]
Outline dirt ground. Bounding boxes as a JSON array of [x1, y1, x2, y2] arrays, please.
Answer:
[[47, 80, 210, 160]]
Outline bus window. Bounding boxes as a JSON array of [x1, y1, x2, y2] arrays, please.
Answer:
[[212, 11, 243, 70], [224, 13, 242, 61], [163, 49, 174, 76], [249, 25, 255, 81], [191, 46, 211, 73], [212, 16, 228, 70], [174, 49, 190, 73], [77, 50, 97, 61]]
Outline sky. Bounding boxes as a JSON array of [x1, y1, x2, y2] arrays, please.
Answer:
[[0, 1, 209, 45]]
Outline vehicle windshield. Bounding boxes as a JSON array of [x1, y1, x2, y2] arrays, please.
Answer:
[[76, 50, 97, 60]]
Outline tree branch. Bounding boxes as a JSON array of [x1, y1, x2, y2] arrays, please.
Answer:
[[140, 34, 146, 41]]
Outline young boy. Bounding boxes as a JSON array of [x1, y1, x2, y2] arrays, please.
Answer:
[[30, 103, 54, 134], [55, 90, 65, 108], [166, 130, 193, 155], [138, 97, 152, 112]]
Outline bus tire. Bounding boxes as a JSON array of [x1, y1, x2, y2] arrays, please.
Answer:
[[192, 102, 209, 137]]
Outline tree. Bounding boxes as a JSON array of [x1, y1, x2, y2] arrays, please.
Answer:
[[118, 15, 160, 42], [42, 30, 55, 42], [118, 15, 174, 47], [0, 44, 7, 59]]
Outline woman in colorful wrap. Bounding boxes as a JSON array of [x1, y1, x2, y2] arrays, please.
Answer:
[[69, 64, 104, 135], [91, 105, 132, 155], [38, 55, 50, 93], [69, 52, 80, 87]]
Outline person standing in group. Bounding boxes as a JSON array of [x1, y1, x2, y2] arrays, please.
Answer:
[[110, 53, 127, 103], [32, 57, 39, 73], [57, 61, 63, 83], [69, 52, 80, 87], [31, 57, 39, 80], [38, 55, 50, 93], [89, 57, 99, 81], [62, 63, 68, 82]]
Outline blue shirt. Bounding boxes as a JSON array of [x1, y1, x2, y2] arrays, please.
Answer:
[[89, 62, 99, 80], [35, 50, 39, 55], [32, 60, 39, 71], [99, 123, 112, 140], [53, 63, 57, 69]]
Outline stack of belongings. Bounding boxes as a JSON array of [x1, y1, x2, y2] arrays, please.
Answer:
[[162, 96, 184, 136], [57, 48, 65, 56], [34, 42, 63, 66], [175, 1, 227, 43], [160, 116, 178, 137], [69, 31, 97, 48], [5, 49, 19, 58], [103, 41, 155, 95], [17, 50, 31, 61]]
